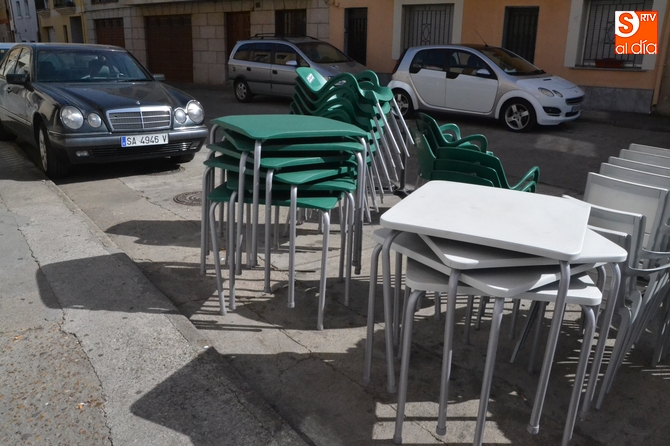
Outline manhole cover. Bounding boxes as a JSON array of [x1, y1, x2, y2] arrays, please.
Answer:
[[149, 165, 184, 176], [173, 191, 202, 206]]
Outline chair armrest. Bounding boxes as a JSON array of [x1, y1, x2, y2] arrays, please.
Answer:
[[510, 166, 541, 191], [438, 123, 461, 141], [451, 134, 489, 152]]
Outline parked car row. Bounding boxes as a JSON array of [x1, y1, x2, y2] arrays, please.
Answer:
[[0, 39, 586, 178], [228, 36, 584, 133]]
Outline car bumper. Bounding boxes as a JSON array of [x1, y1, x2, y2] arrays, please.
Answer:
[[535, 108, 581, 126], [534, 96, 583, 126], [49, 127, 208, 164]]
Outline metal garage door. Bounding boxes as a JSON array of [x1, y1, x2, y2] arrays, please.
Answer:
[[145, 15, 193, 82], [95, 18, 125, 48]]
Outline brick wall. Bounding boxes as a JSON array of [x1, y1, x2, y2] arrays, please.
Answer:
[[84, 0, 330, 85]]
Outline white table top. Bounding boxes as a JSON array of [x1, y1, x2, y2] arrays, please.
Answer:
[[380, 181, 592, 261], [371, 228, 597, 297]]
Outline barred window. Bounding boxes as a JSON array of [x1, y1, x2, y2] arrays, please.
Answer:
[[275, 9, 306, 37], [401, 4, 453, 50], [581, 0, 653, 68]]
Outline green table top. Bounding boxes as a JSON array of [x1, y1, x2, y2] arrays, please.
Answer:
[[210, 114, 368, 140]]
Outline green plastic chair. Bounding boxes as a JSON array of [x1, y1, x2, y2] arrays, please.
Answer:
[[414, 131, 497, 186], [430, 147, 538, 192], [292, 75, 399, 201], [429, 169, 496, 187], [413, 129, 538, 192], [417, 113, 489, 152]]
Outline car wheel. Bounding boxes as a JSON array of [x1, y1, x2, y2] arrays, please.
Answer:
[[234, 79, 253, 103], [501, 99, 536, 132], [170, 153, 195, 164], [38, 123, 69, 178], [393, 89, 414, 118]]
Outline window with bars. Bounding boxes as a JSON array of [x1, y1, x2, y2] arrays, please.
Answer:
[[275, 9, 306, 37], [401, 4, 453, 50], [581, 0, 653, 68]]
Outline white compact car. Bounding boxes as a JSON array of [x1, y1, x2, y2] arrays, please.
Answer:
[[388, 44, 585, 132]]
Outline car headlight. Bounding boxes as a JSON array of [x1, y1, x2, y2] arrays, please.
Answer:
[[186, 100, 204, 124], [538, 88, 554, 97], [552, 90, 564, 98], [61, 106, 84, 130], [174, 108, 187, 124], [87, 113, 102, 128]]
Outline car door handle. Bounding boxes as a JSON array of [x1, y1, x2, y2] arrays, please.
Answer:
[[272, 70, 278, 74], [246, 67, 251, 71]]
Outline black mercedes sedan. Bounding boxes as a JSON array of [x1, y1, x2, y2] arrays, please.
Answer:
[[0, 43, 208, 178]]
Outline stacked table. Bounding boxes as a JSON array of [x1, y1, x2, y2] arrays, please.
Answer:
[[202, 114, 370, 329], [371, 181, 627, 444]]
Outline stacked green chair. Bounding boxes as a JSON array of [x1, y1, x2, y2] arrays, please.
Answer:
[[412, 128, 539, 192], [416, 112, 490, 153], [292, 67, 412, 200]]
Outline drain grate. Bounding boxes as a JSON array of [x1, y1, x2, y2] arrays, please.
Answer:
[[173, 191, 202, 206]]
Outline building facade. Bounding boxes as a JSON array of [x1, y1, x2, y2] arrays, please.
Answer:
[[7, 0, 39, 41], [330, 0, 670, 114], [22, 0, 670, 114]]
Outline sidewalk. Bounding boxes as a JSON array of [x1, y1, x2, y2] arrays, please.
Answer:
[[579, 109, 670, 133], [0, 145, 306, 445]]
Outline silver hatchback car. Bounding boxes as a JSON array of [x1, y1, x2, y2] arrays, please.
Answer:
[[228, 35, 367, 103], [388, 44, 585, 132]]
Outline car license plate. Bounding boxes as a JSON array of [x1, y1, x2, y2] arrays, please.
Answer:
[[121, 133, 168, 147]]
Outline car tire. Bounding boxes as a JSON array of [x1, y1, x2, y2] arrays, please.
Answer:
[[393, 89, 414, 118], [38, 123, 69, 179], [234, 79, 253, 103], [170, 153, 195, 164], [501, 99, 536, 132]]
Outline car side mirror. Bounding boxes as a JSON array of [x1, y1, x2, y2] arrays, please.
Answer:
[[286, 60, 297, 67], [153, 74, 166, 82], [475, 68, 491, 77], [7, 72, 29, 85]]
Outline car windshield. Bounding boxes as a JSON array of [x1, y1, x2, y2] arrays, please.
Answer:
[[478, 47, 545, 76], [35, 49, 151, 83], [295, 41, 350, 64], [0, 47, 13, 62]]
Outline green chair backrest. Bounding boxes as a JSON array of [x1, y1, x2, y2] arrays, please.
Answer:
[[295, 67, 329, 93], [413, 130, 502, 188], [432, 159, 503, 187], [429, 170, 496, 187], [431, 145, 539, 191], [417, 112, 489, 152], [417, 119, 484, 153]]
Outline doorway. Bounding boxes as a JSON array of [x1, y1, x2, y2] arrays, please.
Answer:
[[502, 7, 539, 63], [226, 11, 250, 62], [345, 8, 367, 65]]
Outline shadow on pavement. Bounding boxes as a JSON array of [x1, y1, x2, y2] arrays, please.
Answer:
[[130, 347, 307, 446], [38, 252, 184, 314]]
